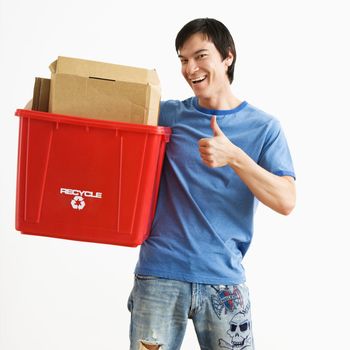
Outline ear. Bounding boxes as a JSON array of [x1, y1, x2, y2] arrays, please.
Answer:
[[225, 51, 234, 67]]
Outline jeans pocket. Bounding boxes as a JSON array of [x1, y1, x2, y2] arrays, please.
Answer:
[[135, 274, 160, 281], [127, 292, 133, 312]]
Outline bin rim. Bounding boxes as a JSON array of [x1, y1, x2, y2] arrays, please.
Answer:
[[15, 109, 172, 137]]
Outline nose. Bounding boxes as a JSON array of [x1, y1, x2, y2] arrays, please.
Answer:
[[185, 59, 199, 76]]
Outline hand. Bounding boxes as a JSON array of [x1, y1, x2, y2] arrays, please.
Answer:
[[198, 116, 238, 168], [24, 99, 33, 110]]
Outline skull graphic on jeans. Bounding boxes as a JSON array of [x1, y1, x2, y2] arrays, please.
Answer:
[[218, 302, 253, 349]]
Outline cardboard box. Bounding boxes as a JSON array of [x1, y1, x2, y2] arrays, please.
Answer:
[[48, 56, 161, 126], [32, 77, 50, 112]]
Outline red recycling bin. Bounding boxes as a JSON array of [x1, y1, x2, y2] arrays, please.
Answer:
[[14, 109, 171, 247]]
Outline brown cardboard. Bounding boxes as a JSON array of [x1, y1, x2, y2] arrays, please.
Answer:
[[32, 77, 50, 111], [48, 56, 161, 125]]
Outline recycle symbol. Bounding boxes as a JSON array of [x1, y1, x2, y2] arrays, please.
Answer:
[[70, 195, 85, 210]]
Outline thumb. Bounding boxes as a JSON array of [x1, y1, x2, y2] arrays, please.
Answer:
[[211, 116, 223, 136]]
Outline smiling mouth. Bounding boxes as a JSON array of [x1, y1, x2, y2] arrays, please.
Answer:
[[191, 75, 206, 84]]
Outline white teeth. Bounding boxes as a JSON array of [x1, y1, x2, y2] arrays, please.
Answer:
[[191, 76, 206, 83]]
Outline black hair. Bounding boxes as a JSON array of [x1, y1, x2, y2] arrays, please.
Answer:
[[175, 18, 236, 84]]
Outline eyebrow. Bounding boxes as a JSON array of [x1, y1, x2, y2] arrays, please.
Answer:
[[178, 49, 209, 58]]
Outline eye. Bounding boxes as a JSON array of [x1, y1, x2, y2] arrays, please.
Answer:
[[197, 54, 207, 60], [180, 58, 188, 65], [230, 324, 237, 332], [239, 322, 249, 332]]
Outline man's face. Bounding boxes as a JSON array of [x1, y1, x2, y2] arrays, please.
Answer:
[[178, 33, 232, 100]]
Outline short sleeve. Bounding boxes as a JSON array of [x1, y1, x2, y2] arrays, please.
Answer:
[[258, 120, 296, 179], [158, 100, 177, 127]]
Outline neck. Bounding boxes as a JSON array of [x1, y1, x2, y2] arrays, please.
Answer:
[[197, 84, 241, 110], [198, 94, 242, 110]]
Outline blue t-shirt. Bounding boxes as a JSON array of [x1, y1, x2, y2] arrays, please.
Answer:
[[134, 97, 295, 285]]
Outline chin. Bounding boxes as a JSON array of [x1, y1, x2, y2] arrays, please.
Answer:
[[191, 84, 207, 94]]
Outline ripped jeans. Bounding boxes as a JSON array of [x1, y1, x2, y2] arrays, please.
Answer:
[[127, 275, 254, 350]]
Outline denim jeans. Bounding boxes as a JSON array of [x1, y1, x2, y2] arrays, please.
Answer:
[[127, 275, 254, 350]]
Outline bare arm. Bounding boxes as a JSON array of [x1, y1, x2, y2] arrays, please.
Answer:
[[198, 116, 296, 215]]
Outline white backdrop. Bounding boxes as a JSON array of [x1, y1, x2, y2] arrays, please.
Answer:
[[1, 0, 349, 349]]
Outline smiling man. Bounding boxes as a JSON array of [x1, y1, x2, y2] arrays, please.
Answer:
[[127, 18, 296, 350]]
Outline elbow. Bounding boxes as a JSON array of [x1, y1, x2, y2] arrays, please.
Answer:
[[278, 199, 296, 216], [278, 178, 296, 215], [279, 205, 294, 216]]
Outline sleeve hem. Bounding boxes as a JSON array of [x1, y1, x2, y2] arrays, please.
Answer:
[[273, 170, 296, 180]]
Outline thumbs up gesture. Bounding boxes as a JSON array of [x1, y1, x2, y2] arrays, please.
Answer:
[[198, 116, 237, 168]]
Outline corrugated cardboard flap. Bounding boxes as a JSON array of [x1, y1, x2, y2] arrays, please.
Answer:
[[48, 56, 161, 125], [49, 56, 160, 86]]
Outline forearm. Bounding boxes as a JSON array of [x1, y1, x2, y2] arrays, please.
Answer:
[[198, 116, 296, 214], [229, 147, 296, 215]]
